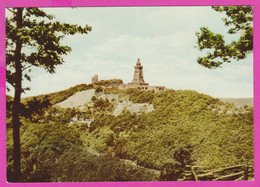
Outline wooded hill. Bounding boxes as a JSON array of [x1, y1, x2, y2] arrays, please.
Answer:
[[6, 79, 254, 182]]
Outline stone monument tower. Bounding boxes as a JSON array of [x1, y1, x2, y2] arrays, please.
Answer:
[[130, 59, 149, 86]]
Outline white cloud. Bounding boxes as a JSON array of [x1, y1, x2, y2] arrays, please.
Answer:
[[10, 6, 252, 98]]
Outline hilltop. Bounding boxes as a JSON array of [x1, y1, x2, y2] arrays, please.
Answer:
[[6, 79, 254, 182]]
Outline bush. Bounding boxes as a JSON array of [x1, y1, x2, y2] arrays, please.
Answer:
[[12, 118, 82, 182], [53, 146, 159, 182], [159, 162, 184, 181], [97, 79, 123, 87], [95, 86, 103, 93]]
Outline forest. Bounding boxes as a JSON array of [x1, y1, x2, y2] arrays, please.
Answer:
[[6, 80, 254, 182]]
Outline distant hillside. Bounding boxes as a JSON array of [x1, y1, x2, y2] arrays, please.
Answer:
[[219, 98, 253, 107]]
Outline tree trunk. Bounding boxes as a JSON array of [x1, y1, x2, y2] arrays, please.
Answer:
[[12, 8, 23, 182]]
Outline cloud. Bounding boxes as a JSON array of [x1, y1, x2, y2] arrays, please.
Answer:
[[13, 7, 253, 98]]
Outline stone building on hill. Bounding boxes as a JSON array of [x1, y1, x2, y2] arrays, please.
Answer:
[[91, 59, 165, 91], [122, 59, 165, 91], [127, 59, 149, 87]]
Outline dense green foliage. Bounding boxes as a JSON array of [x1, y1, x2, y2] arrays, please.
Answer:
[[6, 7, 92, 181], [7, 85, 254, 181], [95, 79, 123, 87], [6, 107, 159, 182], [196, 6, 253, 68], [124, 88, 155, 104], [81, 88, 253, 170], [53, 146, 159, 182]]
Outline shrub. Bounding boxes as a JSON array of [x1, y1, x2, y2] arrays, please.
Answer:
[[17, 119, 81, 182], [53, 146, 159, 182], [95, 86, 103, 93]]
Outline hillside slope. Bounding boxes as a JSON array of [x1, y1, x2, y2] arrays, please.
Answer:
[[52, 85, 253, 169], [7, 81, 254, 181]]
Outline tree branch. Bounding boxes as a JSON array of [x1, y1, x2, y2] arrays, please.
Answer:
[[22, 64, 33, 71], [7, 8, 15, 14]]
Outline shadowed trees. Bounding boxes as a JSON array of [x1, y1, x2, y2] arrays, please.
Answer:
[[6, 8, 91, 181]]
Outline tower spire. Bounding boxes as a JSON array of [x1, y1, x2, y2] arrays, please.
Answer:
[[126, 59, 165, 91], [130, 59, 148, 85]]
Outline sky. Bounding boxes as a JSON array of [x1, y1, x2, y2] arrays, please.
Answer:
[[7, 6, 253, 98]]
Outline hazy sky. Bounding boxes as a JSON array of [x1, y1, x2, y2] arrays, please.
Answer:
[[7, 6, 253, 98]]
